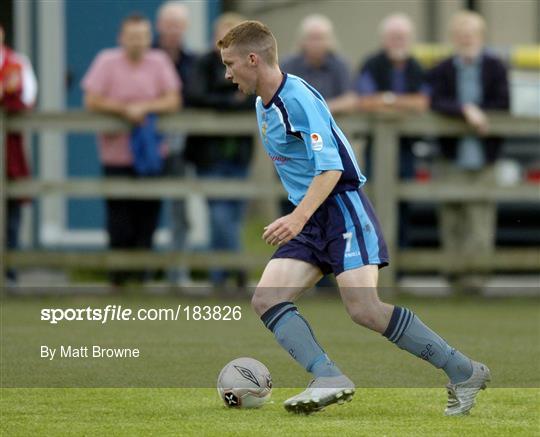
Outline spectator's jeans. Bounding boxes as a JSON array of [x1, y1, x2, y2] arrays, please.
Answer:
[[436, 163, 496, 291], [164, 151, 189, 284], [197, 162, 249, 286], [104, 166, 162, 285], [6, 200, 21, 281]]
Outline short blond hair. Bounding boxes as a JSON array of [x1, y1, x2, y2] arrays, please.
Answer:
[[450, 10, 486, 36], [217, 20, 278, 65]]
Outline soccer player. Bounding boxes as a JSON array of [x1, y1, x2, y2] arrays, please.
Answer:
[[218, 21, 490, 415]]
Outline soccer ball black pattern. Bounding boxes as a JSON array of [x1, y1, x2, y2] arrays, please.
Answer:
[[217, 357, 272, 409], [223, 391, 240, 407]]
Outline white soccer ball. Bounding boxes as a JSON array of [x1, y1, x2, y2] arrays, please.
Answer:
[[217, 357, 272, 408]]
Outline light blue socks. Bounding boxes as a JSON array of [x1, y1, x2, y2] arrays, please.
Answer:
[[383, 306, 473, 383], [262, 302, 473, 384], [261, 302, 342, 378]]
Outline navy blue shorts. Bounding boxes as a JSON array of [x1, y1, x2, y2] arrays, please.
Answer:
[[272, 188, 389, 276]]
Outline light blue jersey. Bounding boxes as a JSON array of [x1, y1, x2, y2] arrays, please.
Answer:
[[255, 73, 366, 205]]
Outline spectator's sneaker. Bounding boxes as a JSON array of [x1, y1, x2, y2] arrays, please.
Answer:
[[445, 361, 491, 416], [284, 375, 355, 414]]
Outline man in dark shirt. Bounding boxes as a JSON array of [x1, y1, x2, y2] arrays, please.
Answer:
[[429, 11, 509, 293], [329, 13, 428, 116], [184, 13, 255, 288], [329, 14, 428, 248], [154, 1, 198, 285], [155, 2, 197, 100]]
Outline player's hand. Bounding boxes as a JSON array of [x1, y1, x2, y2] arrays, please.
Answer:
[[123, 103, 148, 124], [262, 213, 306, 246]]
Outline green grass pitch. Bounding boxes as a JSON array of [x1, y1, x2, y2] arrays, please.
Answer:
[[1, 388, 538, 436], [1, 296, 539, 436]]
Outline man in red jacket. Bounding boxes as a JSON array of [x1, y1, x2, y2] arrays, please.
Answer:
[[1, 24, 38, 282]]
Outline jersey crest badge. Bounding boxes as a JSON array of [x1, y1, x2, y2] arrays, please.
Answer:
[[262, 121, 268, 143], [310, 133, 323, 151]]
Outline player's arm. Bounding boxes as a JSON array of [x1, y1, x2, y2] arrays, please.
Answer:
[[131, 90, 180, 116], [387, 93, 429, 112], [356, 92, 427, 113], [263, 170, 342, 246], [85, 90, 179, 124], [123, 90, 180, 124], [327, 92, 360, 114], [84, 92, 126, 117]]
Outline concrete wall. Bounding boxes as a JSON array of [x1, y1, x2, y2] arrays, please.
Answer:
[[235, 0, 539, 70], [480, 0, 539, 47]]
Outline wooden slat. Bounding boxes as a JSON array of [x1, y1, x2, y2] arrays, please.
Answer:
[[6, 110, 538, 136], [2, 110, 539, 288], [6, 179, 287, 199], [6, 249, 538, 272], [372, 118, 399, 288], [398, 182, 540, 202], [5, 250, 270, 270], [397, 249, 540, 272], [396, 112, 540, 136]]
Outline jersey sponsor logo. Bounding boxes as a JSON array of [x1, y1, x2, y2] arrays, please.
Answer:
[[268, 153, 289, 165], [310, 133, 323, 151]]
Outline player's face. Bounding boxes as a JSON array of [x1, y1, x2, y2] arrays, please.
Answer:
[[120, 21, 152, 61], [221, 46, 256, 95]]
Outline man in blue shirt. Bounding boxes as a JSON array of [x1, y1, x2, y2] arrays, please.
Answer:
[[218, 20, 490, 416]]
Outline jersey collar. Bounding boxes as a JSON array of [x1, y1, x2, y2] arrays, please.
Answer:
[[262, 72, 288, 109]]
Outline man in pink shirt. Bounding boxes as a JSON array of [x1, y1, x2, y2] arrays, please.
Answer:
[[82, 13, 180, 286]]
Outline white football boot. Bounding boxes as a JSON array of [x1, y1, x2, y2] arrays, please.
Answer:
[[284, 375, 355, 414], [445, 361, 491, 416]]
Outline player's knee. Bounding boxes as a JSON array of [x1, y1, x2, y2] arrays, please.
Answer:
[[251, 292, 271, 317], [349, 306, 379, 330]]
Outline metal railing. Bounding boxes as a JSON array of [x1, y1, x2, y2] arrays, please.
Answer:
[[1, 109, 539, 289]]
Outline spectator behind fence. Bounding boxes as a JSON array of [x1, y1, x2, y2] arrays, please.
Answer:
[[329, 13, 428, 116], [82, 14, 180, 286], [183, 13, 255, 288], [328, 13, 428, 248], [428, 11, 509, 293], [1, 24, 37, 284], [429, 10, 509, 168], [328, 13, 428, 177], [155, 1, 198, 286], [281, 14, 351, 100]]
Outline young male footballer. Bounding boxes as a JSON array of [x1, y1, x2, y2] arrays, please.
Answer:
[[218, 21, 490, 415]]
